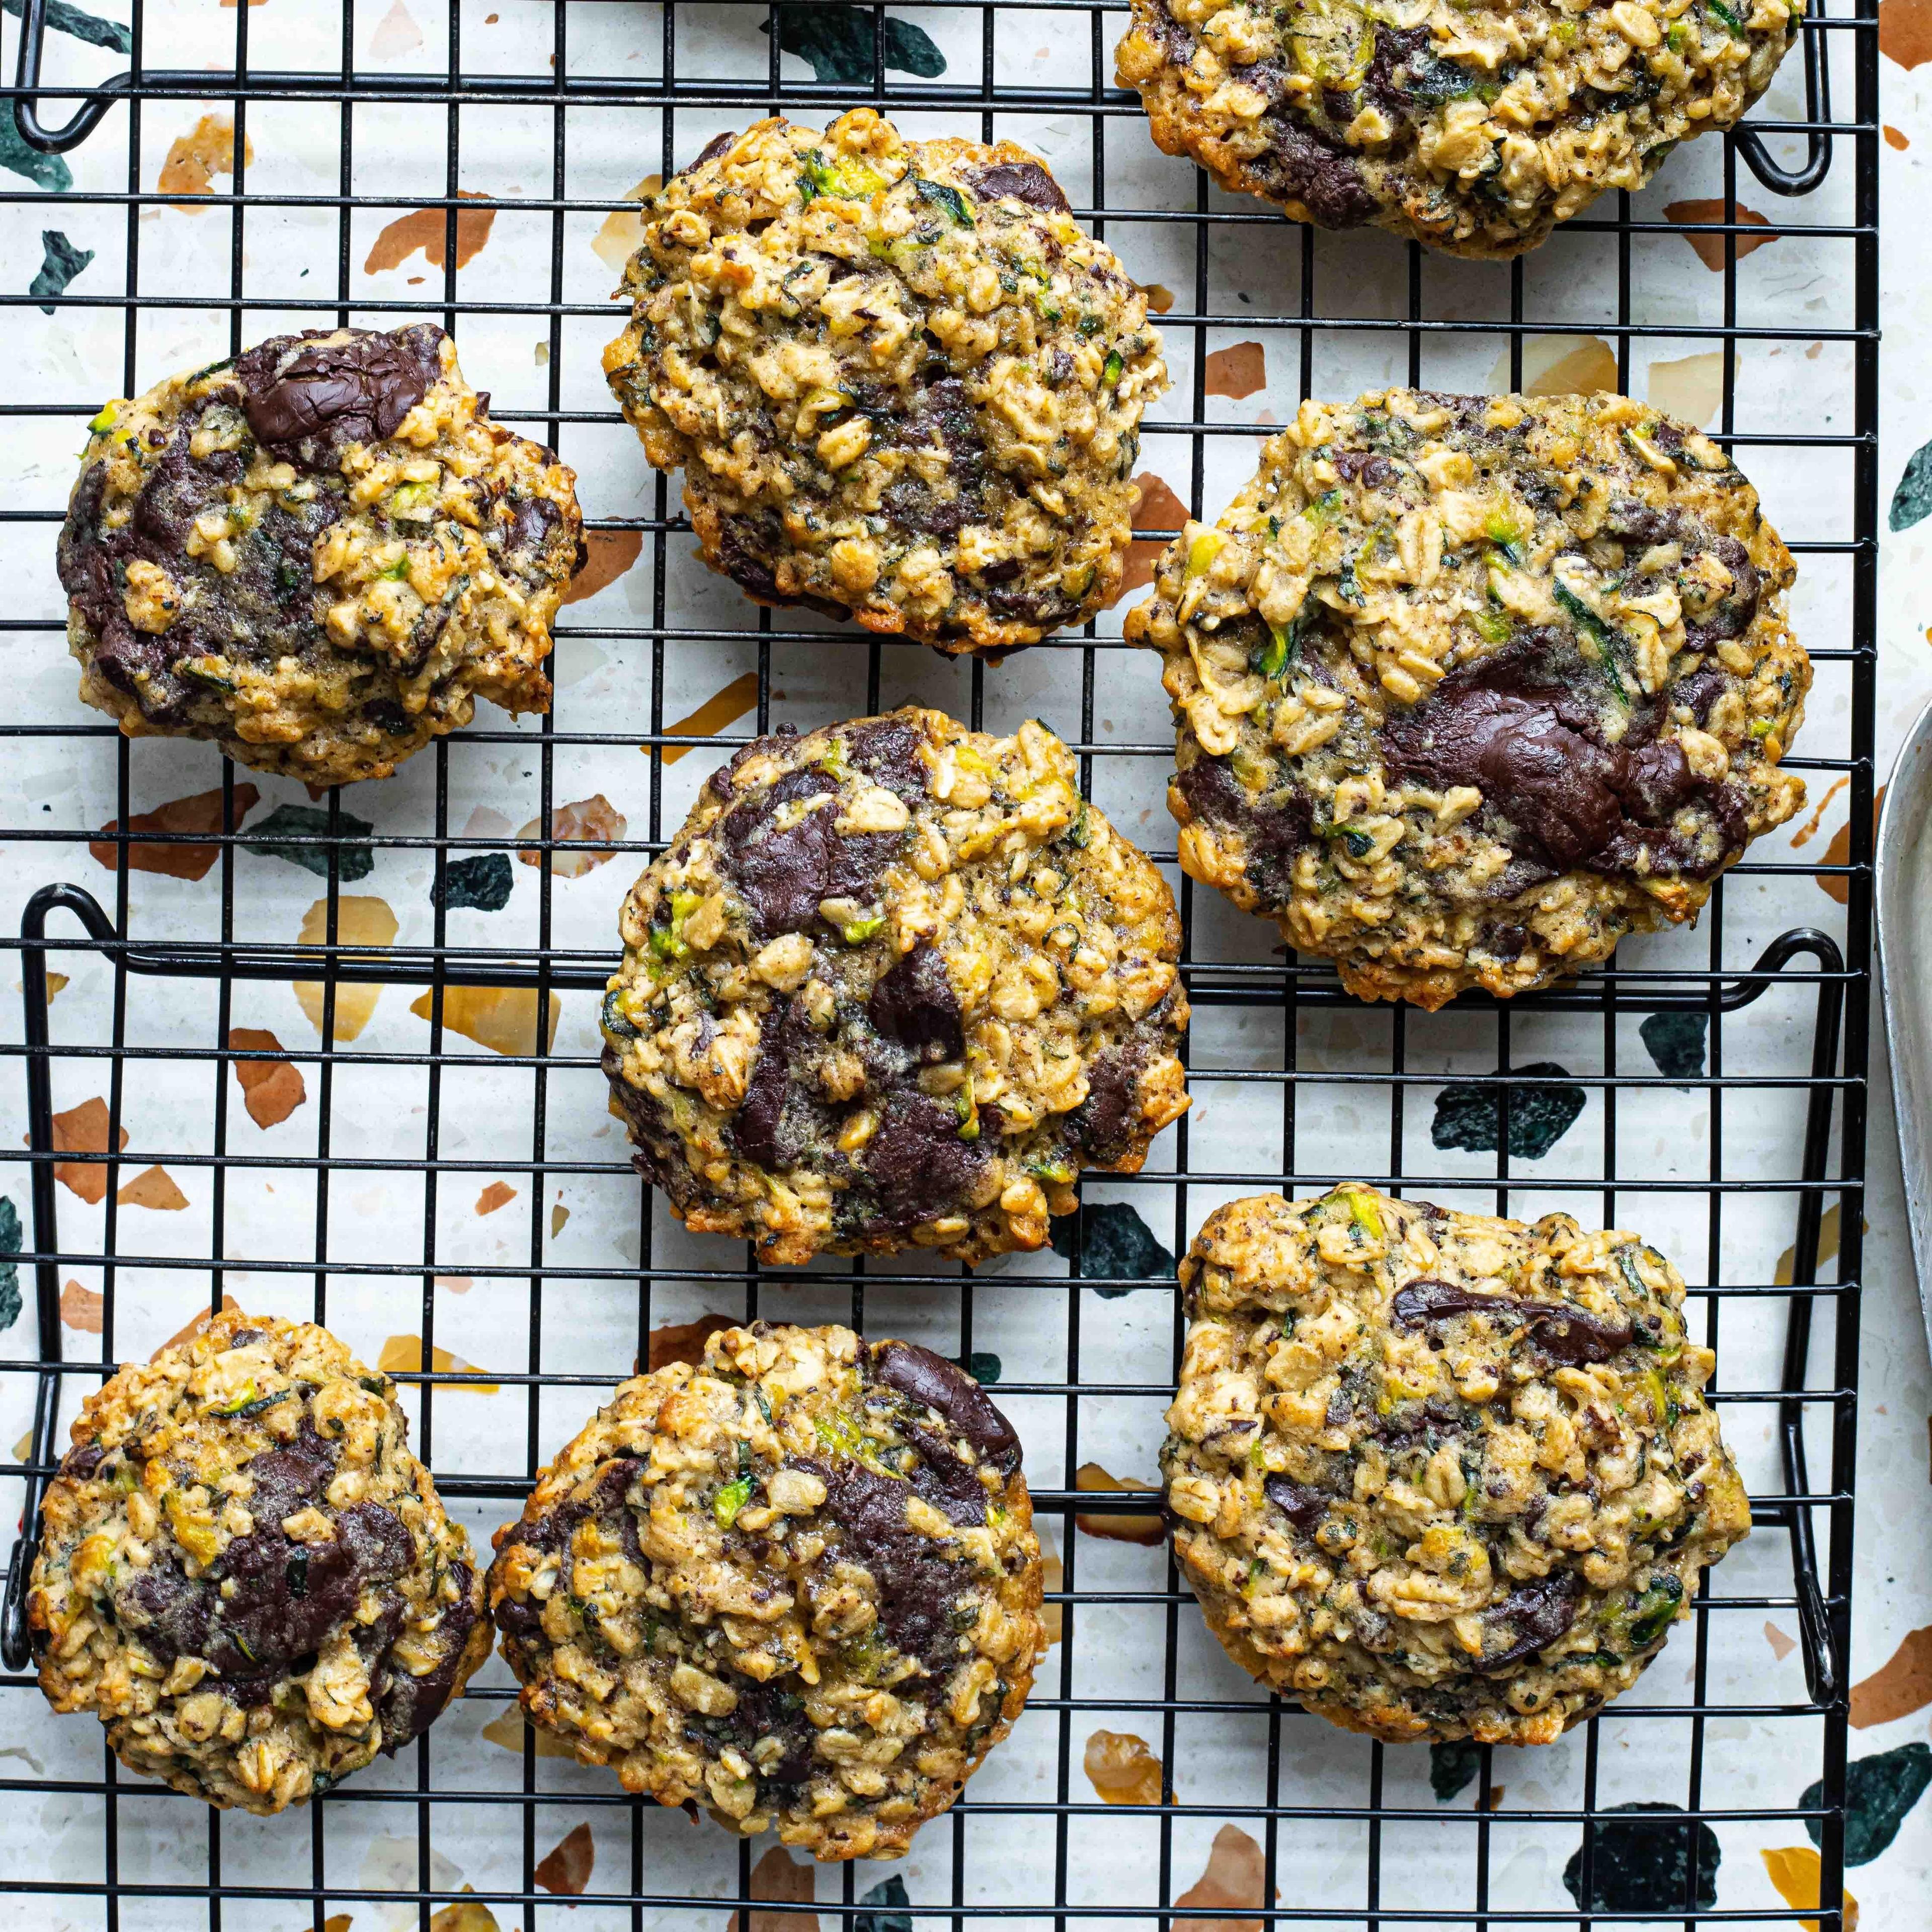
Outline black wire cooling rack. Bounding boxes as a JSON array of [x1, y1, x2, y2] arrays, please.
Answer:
[[0, 0, 1877, 1926]]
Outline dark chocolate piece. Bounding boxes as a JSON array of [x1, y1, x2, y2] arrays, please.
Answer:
[[858, 1088, 990, 1234], [1251, 112, 1377, 228], [721, 766, 904, 939], [239, 327, 442, 469], [1263, 1474, 1329, 1532], [1390, 1277, 1634, 1365], [873, 1339, 1021, 1471], [966, 159, 1070, 212], [811, 1457, 972, 1682], [1478, 1570, 1583, 1673], [375, 1562, 478, 1748], [1075, 1039, 1149, 1167], [867, 944, 963, 1065], [843, 716, 931, 800]]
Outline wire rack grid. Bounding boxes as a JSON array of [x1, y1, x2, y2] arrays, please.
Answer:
[[0, 0, 1878, 1927]]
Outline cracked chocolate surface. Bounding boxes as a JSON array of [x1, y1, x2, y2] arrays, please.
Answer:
[[599, 706, 1190, 1265], [1116, 0, 1799, 258], [1163, 1188, 1750, 1743], [1126, 388, 1808, 1008], [603, 109, 1165, 655], [486, 1323, 1043, 1862], [28, 1311, 488, 1813], [58, 325, 582, 784]]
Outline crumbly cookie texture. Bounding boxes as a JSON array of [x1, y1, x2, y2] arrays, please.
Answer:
[[1127, 389, 1807, 1009], [28, 1310, 489, 1813], [600, 706, 1190, 1264], [604, 109, 1167, 654], [1116, 0, 1799, 258], [488, 1323, 1043, 1861], [1164, 1188, 1750, 1744], [58, 325, 583, 785]]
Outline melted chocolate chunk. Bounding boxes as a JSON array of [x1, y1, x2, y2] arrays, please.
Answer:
[[1333, 449, 1398, 489], [707, 727, 800, 802], [1481, 920, 1528, 961], [1075, 1039, 1148, 1167], [730, 1001, 797, 1169], [376, 1563, 477, 1749], [1478, 1570, 1583, 1673], [603, 1052, 681, 1193], [1390, 1278, 1634, 1365], [811, 1458, 970, 1681], [1359, 25, 1430, 115], [1481, 857, 1561, 904], [967, 160, 1070, 212], [495, 1461, 642, 1652], [858, 1088, 990, 1234], [59, 1443, 104, 1481], [843, 717, 930, 800], [238, 326, 442, 470], [881, 474, 966, 540], [492, 1588, 545, 1652], [721, 765, 904, 939], [119, 1558, 214, 1664], [708, 508, 859, 621], [884, 375, 988, 542], [519, 1458, 643, 1562], [984, 583, 1078, 627], [131, 439, 217, 551], [730, 1676, 816, 1786], [243, 1425, 339, 1528], [712, 512, 786, 601], [1384, 637, 1742, 880], [693, 131, 736, 169], [1389, 687, 1627, 868], [1668, 667, 1728, 726], [498, 489, 561, 562], [1263, 1474, 1329, 1532], [1683, 533, 1762, 651], [1369, 1389, 1474, 1451], [208, 1499, 414, 1683], [867, 944, 963, 1065], [904, 1424, 993, 1525], [1600, 496, 1677, 548], [873, 1339, 1021, 1472], [1252, 112, 1377, 228], [1622, 740, 1701, 822], [1175, 756, 1314, 906]]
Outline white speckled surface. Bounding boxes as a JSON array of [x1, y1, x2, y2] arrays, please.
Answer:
[[0, 0, 1922, 1925]]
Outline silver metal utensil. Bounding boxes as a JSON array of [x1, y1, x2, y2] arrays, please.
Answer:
[[1877, 696, 1932, 1361]]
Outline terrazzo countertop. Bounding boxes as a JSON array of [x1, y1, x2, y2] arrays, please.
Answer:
[[0, 1, 1926, 1925]]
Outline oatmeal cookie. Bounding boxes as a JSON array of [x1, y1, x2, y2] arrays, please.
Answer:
[[603, 110, 1167, 654], [1164, 1188, 1751, 1744], [27, 1309, 489, 1813], [58, 324, 583, 785], [601, 707, 1190, 1264], [1116, 0, 1800, 258], [1127, 388, 1808, 1008], [487, 1323, 1043, 1861]]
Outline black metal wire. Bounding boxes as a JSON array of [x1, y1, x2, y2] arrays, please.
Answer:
[[0, 1, 1875, 1927]]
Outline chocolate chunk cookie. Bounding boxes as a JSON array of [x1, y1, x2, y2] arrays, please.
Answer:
[[1116, 0, 1800, 257], [28, 1310, 488, 1812], [601, 707, 1190, 1264], [1126, 389, 1808, 1008], [487, 1323, 1043, 1862], [604, 110, 1166, 654], [1164, 1188, 1750, 1743], [59, 325, 583, 785]]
